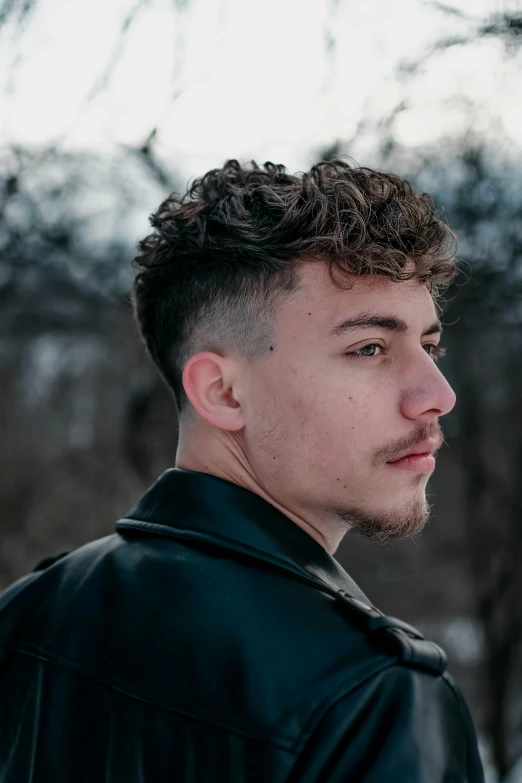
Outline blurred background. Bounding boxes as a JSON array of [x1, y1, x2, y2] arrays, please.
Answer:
[[1, 0, 522, 779]]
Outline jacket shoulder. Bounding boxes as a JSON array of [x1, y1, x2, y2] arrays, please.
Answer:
[[291, 665, 485, 781], [0, 533, 450, 753]]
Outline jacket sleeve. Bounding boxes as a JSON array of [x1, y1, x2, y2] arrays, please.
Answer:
[[290, 665, 485, 783]]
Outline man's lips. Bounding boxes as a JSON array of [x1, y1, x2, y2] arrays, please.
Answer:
[[388, 439, 442, 462], [386, 439, 442, 473]]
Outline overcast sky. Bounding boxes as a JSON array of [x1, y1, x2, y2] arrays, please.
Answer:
[[1, 0, 521, 181]]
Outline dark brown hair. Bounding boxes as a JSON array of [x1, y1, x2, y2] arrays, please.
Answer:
[[131, 158, 457, 417]]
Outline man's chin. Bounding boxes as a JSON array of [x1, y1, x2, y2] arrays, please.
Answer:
[[338, 495, 432, 544]]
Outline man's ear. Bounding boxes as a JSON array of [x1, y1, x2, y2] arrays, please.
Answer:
[[181, 351, 245, 431]]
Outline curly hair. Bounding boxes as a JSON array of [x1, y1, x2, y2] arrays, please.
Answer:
[[131, 158, 457, 417]]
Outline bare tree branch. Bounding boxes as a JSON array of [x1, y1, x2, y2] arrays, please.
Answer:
[[422, 1, 478, 21], [86, 0, 152, 102]]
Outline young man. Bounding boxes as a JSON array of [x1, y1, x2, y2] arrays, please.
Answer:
[[0, 159, 484, 781]]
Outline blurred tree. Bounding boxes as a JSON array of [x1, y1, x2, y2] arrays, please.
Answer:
[[436, 152, 522, 781], [0, 144, 181, 586]]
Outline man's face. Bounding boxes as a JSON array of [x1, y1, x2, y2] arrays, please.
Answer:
[[240, 262, 456, 543]]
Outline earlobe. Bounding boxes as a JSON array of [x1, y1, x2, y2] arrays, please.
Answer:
[[182, 351, 245, 432]]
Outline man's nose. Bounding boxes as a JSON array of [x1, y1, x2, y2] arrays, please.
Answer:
[[400, 355, 457, 420]]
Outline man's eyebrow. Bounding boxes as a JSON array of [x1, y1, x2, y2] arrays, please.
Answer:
[[327, 311, 443, 338]]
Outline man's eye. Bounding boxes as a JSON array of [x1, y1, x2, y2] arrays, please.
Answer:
[[425, 344, 447, 362], [347, 344, 383, 358], [346, 344, 448, 361]]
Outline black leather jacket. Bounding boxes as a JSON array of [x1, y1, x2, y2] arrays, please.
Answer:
[[0, 467, 484, 782]]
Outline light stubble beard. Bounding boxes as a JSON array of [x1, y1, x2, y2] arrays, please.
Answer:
[[334, 478, 432, 543]]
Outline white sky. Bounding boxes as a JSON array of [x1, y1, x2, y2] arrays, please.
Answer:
[[1, 0, 522, 181]]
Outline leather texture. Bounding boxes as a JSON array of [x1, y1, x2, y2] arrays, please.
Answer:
[[0, 467, 485, 781]]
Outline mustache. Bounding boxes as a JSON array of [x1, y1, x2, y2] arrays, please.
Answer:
[[373, 422, 445, 466]]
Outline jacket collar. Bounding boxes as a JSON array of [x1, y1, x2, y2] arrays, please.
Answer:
[[116, 467, 371, 604]]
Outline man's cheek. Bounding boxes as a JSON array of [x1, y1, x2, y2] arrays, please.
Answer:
[[343, 393, 373, 428]]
